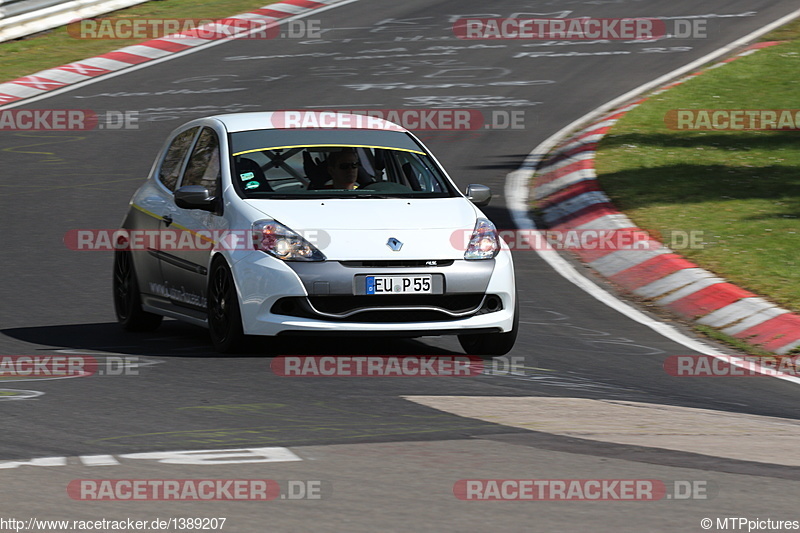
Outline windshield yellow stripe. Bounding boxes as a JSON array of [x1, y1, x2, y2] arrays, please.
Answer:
[[233, 144, 426, 157]]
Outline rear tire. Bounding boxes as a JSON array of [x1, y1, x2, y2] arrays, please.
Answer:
[[458, 295, 518, 356], [113, 251, 163, 332], [208, 258, 247, 353]]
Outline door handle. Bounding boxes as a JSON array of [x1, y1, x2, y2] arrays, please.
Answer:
[[162, 214, 173, 227]]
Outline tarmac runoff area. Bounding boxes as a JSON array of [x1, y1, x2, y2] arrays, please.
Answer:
[[407, 396, 800, 467]]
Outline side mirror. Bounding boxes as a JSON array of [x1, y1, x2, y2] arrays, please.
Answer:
[[465, 184, 491, 207], [175, 185, 216, 211]]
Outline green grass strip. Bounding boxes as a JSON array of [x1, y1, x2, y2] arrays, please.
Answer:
[[595, 19, 800, 315], [0, 0, 281, 83]]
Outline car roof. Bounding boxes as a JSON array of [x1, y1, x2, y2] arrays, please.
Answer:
[[210, 112, 409, 134]]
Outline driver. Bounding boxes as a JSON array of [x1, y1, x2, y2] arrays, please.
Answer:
[[325, 148, 361, 189]]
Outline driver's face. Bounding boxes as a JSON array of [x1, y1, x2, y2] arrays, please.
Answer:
[[329, 154, 360, 189]]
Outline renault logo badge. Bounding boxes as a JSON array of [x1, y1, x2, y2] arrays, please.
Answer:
[[386, 238, 403, 251]]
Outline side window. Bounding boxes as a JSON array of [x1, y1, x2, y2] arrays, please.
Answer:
[[158, 127, 199, 191], [182, 127, 220, 190]]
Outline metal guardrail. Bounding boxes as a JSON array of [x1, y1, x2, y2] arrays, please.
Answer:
[[0, 0, 149, 42], [1, 0, 73, 20]]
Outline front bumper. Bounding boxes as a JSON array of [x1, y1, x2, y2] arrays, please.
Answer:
[[232, 250, 515, 336]]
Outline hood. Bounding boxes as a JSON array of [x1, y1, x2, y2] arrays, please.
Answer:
[[243, 197, 480, 260]]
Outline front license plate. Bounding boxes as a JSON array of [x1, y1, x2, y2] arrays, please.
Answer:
[[366, 275, 432, 294]]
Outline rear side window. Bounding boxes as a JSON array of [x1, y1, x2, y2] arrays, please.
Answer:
[[158, 126, 199, 191], [182, 127, 220, 190]]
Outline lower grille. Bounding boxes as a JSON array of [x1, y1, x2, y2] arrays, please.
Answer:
[[271, 294, 502, 322]]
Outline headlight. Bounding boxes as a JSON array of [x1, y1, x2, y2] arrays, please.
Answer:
[[252, 220, 325, 261], [464, 218, 500, 260]]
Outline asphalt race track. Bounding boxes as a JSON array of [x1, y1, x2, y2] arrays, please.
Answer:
[[1, 1, 800, 531]]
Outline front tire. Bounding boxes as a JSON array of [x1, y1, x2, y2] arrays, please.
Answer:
[[208, 258, 247, 353], [113, 251, 163, 332], [458, 295, 519, 356]]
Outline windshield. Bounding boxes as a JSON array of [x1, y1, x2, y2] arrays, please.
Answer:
[[228, 130, 459, 199]]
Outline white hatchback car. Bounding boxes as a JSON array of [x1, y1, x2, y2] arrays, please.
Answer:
[[114, 112, 517, 354]]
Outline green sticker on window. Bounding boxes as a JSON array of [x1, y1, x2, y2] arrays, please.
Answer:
[[240, 171, 255, 181], [245, 180, 260, 190]]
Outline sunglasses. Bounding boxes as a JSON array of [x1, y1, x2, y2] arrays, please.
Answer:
[[337, 161, 361, 170]]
